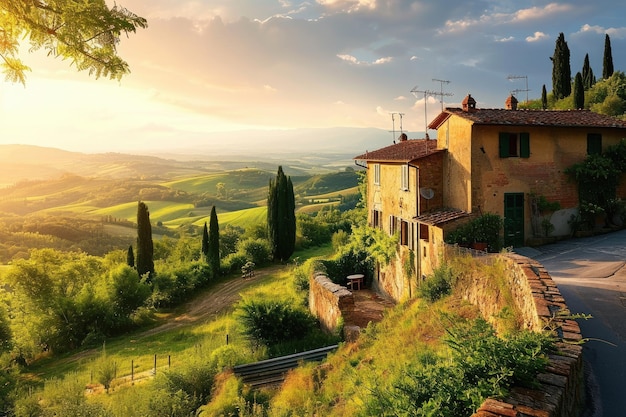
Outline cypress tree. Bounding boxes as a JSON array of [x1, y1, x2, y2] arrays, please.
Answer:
[[573, 72, 584, 109], [582, 53, 595, 90], [201, 221, 209, 260], [267, 166, 296, 262], [136, 201, 154, 281], [127, 245, 135, 268], [551, 32, 571, 99], [541, 84, 548, 110], [208, 206, 220, 277], [602, 34, 614, 79]]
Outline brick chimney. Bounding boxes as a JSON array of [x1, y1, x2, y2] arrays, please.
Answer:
[[462, 94, 476, 112], [505, 94, 518, 110]]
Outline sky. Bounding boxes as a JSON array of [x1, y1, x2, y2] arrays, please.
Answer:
[[2, 0, 626, 154]]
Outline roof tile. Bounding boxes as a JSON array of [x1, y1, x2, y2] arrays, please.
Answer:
[[429, 108, 626, 129], [354, 139, 440, 162]]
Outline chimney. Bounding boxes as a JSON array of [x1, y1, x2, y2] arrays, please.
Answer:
[[462, 94, 476, 112], [398, 133, 408, 142], [505, 94, 518, 110]]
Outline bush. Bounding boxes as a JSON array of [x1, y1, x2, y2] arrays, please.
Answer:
[[237, 300, 317, 347], [321, 249, 372, 287], [221, 252, 248, 275], [366, 317, 554, 416], [238, 238, 272, 266], [419, 263, 455, 302]]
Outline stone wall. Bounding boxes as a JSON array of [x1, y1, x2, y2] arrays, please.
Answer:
[[308, 273, 353, 335], [470, 254, 584, 417]]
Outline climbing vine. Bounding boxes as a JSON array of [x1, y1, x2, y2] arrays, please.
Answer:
[[565, 139, 626, 229]]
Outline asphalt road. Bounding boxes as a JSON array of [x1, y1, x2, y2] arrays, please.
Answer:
[[516, 229, 626, 417]]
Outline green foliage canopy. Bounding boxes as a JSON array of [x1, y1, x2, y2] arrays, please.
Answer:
[[0, 0, 147, 84]]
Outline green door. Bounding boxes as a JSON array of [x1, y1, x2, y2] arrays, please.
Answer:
[[504, 193, 524, 247]]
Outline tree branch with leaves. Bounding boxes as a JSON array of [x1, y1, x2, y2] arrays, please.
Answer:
[[0, 0, 147, 84]]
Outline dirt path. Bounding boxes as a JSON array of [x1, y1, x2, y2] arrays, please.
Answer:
[[137, 263, 286, 338]]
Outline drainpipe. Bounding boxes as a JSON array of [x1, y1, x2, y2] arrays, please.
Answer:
[[407, 162, 420, 297]]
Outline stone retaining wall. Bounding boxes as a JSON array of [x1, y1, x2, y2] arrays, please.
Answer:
[[308, 254, 585, 416], [470, 254, 584, 417], [308, 273, 353, 335]]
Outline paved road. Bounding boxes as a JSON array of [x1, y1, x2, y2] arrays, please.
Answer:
[[516, 229, 626, 417]]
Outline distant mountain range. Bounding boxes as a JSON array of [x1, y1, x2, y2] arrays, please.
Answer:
[[0, 127, 408, 185]]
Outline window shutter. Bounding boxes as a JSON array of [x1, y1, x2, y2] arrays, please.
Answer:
[[520, 133, 530, 158], [499, 133, 509, 158]]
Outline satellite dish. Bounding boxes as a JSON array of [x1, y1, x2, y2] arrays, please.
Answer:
[[420, 188, 435, 199]]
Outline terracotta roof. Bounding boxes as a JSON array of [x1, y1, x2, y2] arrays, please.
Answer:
[[428, 108, 626, 130], [354, 139, 440, 162], [414, 208, 468, 226]]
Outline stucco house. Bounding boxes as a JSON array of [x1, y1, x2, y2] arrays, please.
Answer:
[[355, 94, 626, 302]]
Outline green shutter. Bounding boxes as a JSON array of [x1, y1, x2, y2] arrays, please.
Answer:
[[520, 133, 530, 158], [499, 133, 509, 158]]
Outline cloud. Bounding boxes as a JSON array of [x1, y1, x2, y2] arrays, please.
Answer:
[[577, 24, 626, 39], [526, 32, 548, 42], [336, 54, 392, 65], [512, 3, 572, 22]]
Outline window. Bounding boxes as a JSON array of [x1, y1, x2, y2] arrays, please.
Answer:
[[372, 209, 382, 228], [401, 165, 409, 191], [400, 220, 409, 245], [587, 133, 602, 155], [499, 132, 530, 158], [373, 163, 381, 185], [419, 223, 429, 242], [389, 215, 397, 235]]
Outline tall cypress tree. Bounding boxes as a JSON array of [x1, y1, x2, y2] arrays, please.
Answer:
[[208, 206, 220, 277], [136, 201, 154, 281], [602, 34, 614, 79], [267, 166, 296, 262], [551, 32, 571, 99], [582, 53, 595, 90], [541, 84, 548, 110], [201, 221, 209, 260], [127, 245, 135, 268], [573, 72, 584, 109]]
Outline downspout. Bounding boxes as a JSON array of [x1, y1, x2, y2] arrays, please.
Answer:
[[408, 162, 420, 297]]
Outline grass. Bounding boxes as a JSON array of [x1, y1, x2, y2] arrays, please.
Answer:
[[24, 244, 333, 385]]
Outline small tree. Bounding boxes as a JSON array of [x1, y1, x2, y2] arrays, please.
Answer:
[[208, 206, 220, 277], [201, 222, 209, 260], [126, 245, 135, 268], [603, 34, 614, 79], [541, 84, 548, 110], [136, 201, 154, 281], [551, 32, 571, 99], [582, 53, 595, 90], [573, 72, 584, 109], [267, 166, 296, 262]]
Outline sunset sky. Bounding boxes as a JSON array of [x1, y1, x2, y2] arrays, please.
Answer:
[[1, 0, 626, 154]]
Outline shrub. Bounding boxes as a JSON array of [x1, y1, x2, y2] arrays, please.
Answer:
[[418, 263, 455, 302], [221, 252, 248, 275], [366, 317, 554, 416], [236, 300, 317, 348], [238, 238, 272, 266]]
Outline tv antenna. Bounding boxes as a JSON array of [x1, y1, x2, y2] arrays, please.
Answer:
[[432, 78, 453, 111], [410, 86, 445, 139], [507, 75, 529, 103], [389, 112, 405, 143]]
